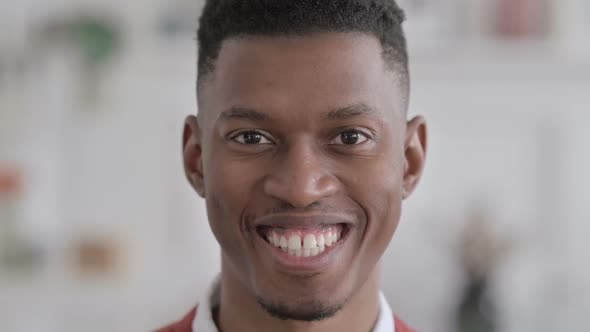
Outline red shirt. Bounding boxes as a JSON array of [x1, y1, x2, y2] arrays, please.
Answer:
[[156, 305, 417, 332]]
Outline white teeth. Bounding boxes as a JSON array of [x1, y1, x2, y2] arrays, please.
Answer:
[[288, 235, 302, 250], [310, 247, 319, 256], [295, 248, 302, 257], [280, 236, 288, 251], [303, 234, 317, 249], [316, 234, 325, 247], [325, 232, 333, 247], [303, 248, 311, 257], [268, 227, 343, 257]]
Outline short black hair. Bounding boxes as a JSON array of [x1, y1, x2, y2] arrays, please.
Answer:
[[196, 0, 408, 90]]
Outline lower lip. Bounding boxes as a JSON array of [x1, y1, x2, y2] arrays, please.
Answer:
[[255, 229, 350, 272]]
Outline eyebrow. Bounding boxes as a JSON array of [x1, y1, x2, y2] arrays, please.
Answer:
[[218, 107, 271, 121], [217, 103, 379, 122], [325, 103, 380, 120]]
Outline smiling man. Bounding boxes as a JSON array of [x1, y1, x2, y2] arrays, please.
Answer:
[[158, 1, 427, 331]]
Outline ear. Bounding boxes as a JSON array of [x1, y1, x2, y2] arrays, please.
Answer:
[[183, 115, 206, 198], [402, 116, 427, 200]]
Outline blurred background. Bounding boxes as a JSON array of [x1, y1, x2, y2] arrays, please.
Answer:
[[0, 0, 588, 331]]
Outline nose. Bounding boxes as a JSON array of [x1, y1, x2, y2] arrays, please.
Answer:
[[263, 142, 339, 208]]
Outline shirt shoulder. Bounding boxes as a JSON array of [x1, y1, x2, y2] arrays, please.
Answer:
[[394, 315, 417, 332], [154, 305, 198, 332], [154, 304, 415, 332]]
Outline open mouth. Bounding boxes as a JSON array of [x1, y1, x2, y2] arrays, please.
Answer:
[[256, 224, 351, 258]]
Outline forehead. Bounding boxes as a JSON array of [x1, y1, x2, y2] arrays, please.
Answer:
[[199, 32, 402, 122]]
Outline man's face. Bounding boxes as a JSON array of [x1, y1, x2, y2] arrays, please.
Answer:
[[184, 32, 425, 320]]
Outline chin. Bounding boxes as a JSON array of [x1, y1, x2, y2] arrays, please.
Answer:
[[256, 296, 345, 322]]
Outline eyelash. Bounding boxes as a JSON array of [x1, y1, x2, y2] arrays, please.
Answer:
[[229, 130, 275, 145], [329, 129, 372, 145], [228, 128, 374, 146]]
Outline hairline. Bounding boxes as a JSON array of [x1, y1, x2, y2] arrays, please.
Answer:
[[197, 31, 409, 96], [196, 33, 410, 118]]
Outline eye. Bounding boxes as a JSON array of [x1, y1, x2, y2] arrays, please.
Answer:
[[331, 130, 370, 145], [231, 130, 274, 145]]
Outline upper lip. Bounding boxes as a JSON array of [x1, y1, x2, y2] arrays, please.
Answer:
[[253, 213, 355, 229]]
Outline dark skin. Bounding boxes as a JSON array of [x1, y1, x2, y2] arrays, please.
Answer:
[[183, 32, 427, 332]]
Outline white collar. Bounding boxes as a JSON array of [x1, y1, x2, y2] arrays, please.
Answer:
[[192, 277, 395, 332]]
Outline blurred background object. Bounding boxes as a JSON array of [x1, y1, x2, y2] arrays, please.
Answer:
[[0, 166, 41, 272], [34, 13, 122, 102], [455, 204, 514, 332], [1, 0, 589, 331]]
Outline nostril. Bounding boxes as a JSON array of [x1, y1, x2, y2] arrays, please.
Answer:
[[262, 158, 340, 208]]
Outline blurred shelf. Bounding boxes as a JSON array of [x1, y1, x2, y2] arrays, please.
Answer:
[[410, 40, 590, 83]]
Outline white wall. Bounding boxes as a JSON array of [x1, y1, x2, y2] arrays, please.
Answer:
[[382, 57, 590, 332], [1, 1, 589, 331]]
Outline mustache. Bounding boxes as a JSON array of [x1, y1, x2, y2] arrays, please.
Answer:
[[262, 201, 339, 217], [242, 201, 359, 231]]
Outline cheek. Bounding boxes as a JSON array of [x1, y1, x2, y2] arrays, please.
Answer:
[[366, 178, 402, 244], [373, 188, 403, 243], [354, 155, 404, 259], [203, 151, 259, 254], [203, 146, 276, 259]]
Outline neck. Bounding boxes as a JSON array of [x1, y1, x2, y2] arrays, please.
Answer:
[[217, 258, 381, 332]]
